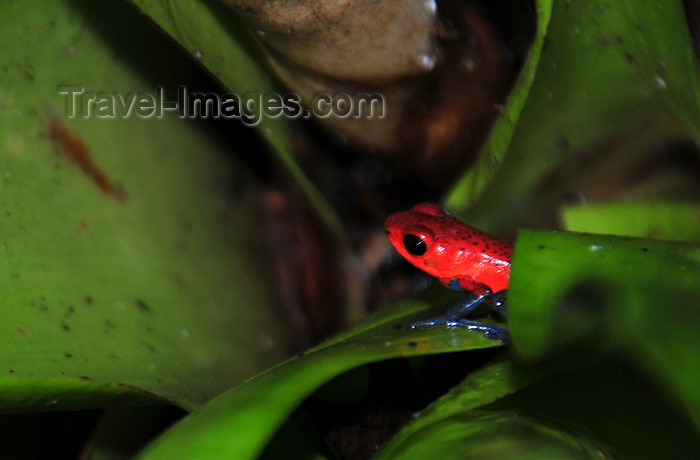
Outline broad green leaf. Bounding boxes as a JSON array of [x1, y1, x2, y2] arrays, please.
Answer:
[[377, 410, 607, 460], [563, 201, 700, 242], [137, 299, 504, 459], [0, 0, 289, 411], [509, 230, 700, 429], [381, 227, 700, 459], [487, 360, 700, 458], [375, 360, 559, 459], [380, 358, 700, 459], [449, 0, 700, 232]]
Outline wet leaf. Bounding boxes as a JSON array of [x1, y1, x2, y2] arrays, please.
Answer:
[[562, 201, 700, 243], [509, 229, 700, 429], [375, 360, 559, 459], [447, 0, 555, 210], [0, 0, 289, 411], [448, 0, 700, 233], [377, 410, 607, 460], [137, 299, 503, 459]]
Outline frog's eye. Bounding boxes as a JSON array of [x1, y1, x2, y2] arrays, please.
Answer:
[[403, 234, 427, 256]]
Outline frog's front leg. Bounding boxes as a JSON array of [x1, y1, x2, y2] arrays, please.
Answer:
[[445, 276, 509, 319]]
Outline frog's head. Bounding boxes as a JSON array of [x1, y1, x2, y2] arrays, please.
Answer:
[[384, 203, 452, 277]]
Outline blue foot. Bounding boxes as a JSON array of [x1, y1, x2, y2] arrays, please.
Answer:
[[411, 317, 510, 342]]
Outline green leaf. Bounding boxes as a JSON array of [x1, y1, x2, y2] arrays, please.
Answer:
[[509, 230, 700, 429], [0, 0, 290, 411], [375, 360, 560, 459], [448, 0, 700, 231], [447, 0, 555, 210], [562, 201, 700, 242], [486, 360, 700, 458], [381, 228, 700, 459], [137, 299, 504, 459], [377, 409, 607, 460]]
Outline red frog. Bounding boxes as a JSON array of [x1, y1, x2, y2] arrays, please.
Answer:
[[384, 203, 512, 340]]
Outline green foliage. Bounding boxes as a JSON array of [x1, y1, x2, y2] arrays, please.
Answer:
[[449, 0, 700, 233], [563, 201, 700, 241], [139, 300, 503, 458], [2, 0, 700, 458], [142, 232, 700, 458], [510, 230, 700, 429], [0, 0, 290, 412]]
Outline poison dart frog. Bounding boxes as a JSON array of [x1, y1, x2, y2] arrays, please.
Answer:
[[384, 203, 512, 341]]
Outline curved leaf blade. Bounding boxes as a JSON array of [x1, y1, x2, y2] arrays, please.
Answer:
[[451, 0, 700, 231], [378, 410, 607, 460], [0, 0, 290, 411], [138, 300, 504, 459], [509, 230, 700, 429], [447, 0, 555, 210], [562, 201, 700, 243], [375, 360, 559, 459]]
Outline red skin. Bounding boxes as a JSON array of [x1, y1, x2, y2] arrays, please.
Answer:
[[384, 203, 512, 295]]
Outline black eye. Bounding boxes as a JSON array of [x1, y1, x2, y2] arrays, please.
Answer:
[[403, 234, 427, 256]]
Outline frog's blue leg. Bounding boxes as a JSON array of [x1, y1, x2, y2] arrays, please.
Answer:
[[411, 288, 510, 342], [444, 291, 492, 319]]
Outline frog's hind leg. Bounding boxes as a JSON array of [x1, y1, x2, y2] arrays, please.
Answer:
[[411, 290, 510, 341]]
